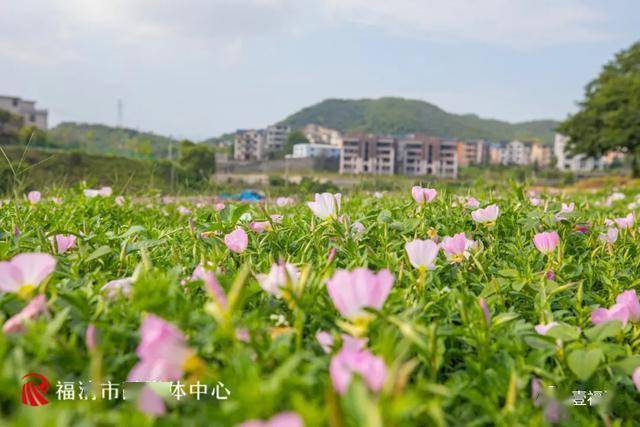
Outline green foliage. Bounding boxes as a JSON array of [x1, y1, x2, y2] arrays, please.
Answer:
[[281, 98, 558, 143], [48, 122, 177, 159], [179, 140, 216, 182], [0, 146, 197, 195], [0, 108, 24, 143], [558, 41, 640, 175], [2, 181, 640, 425]]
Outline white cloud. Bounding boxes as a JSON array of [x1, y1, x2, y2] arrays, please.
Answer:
[[322, 0, 611, 47]]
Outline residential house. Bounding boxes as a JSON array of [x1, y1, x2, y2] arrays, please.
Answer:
[[0, 95, 48, 129]]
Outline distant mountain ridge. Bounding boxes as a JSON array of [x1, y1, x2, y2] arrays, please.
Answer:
[[279, 97, 559, 144]]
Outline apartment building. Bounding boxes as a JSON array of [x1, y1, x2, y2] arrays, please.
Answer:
[[303, 124, 342, 147], [456, 139, 488, 166], [554, 133, 603, 172], [530, 143, 553, 168], [397, 134, 441, 176], [439, 140, 459, 178], [292, 143, 340, 159], [264, 124, 291, 153], [0, 95, 48, 129], [234, 129, 265, 161], [339, 134, 395, 175], [501, 140, 532, 166]]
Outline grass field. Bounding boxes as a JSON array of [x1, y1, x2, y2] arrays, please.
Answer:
[[1, 182, 640, 426]]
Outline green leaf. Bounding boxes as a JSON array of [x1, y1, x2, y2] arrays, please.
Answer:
[[567, 348, 603, 381], [86, 245, 112, 262], [584, 321, 622, 342], [610, 355, 640, 375], [545, 323, 580, 341]]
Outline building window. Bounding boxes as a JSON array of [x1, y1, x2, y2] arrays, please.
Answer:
[[30, 114, 35, 122], [12, 99, 18, 106]]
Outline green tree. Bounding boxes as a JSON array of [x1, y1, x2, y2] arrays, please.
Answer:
[[275, 130, 308, 158], [558, 41, 640, 176], [179, 140, 216, 181], [0, 109, 24, 143], [18, 125, 49, 147]]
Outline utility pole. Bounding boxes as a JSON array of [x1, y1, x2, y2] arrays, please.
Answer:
[[116, 99, 123, 128]]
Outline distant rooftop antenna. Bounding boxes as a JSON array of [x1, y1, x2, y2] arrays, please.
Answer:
[[117, 98, 123, 128]]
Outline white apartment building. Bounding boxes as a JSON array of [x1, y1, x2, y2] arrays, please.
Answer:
[[0, 95, 48, 129], [501, 140, 532, 166], [292, 143, 340, 159], [303, 124, 343, 147], [554, 133, 603, 172], [264, 124, 291, 153]]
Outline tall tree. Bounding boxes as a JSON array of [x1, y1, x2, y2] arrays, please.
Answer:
[[558, 41, 640, 176]]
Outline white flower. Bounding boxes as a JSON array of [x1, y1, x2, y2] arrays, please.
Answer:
[[256, 263, 300, 298], [307, 193, 341, 219]]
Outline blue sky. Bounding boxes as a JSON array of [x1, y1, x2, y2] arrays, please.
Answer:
[[1, 0, 638, 140]]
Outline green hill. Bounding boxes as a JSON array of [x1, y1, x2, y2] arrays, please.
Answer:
[[48, 122, 178, 159], [280, 97, 559, 143]]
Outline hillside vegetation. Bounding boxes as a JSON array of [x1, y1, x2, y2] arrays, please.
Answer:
[[48, 122, 177, 159], [281, 98, 559, 143]]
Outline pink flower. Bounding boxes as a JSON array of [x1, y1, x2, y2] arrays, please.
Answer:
[[115, 196, 125, 206], [326, 268, 393, 320], [534, 322, 558, 335], [235, 328, 250, 343], [276, 197, 294, 207], [633, 367, 640, 392], [51, 197, 62, 205], [327, 247, 337, 263], [590, 304, 630, 326], [128, 315, 192, 382], [50, 234, 77, 254], [177, 205, 192, 216], [270, 214, 283, 224], [479, 298, 491, 326], [307, 193, 341, 219], [138, 386, 166, 416], [560, 203, 575, 213], [533, 231, 559, 254], [599, 227, 618, 244], [590, 289, 640, 327], [191, 266, 228, 309], [529, 197, 542, 206], [330, 338, 387, 395], [27, 191, 41, 204], [238, 411, 304, 427], [0, 253, 56, 294], [224, 227, 248, 253], [127, 315, 192, 416], [101, 277, 133, 298], [411, 186, 437, 205], [99, 187, 113, 197], [2, 294, 48, 334], [351, 221, 366, 235], [441, 233, 476, 263], [616, 290, 640, 322], [405, 239, 439, 270], [214, 202, 226, 211], [614, 213, 634, 229], [465, 197, 480, 209], [249, 221, 271, 233], [86, 324, 97, 351], [256, 262, 300, 298], [316, 331, 333, 353], [471, 204, 499, 224]]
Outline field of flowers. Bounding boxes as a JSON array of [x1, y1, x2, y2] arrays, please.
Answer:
[[1, 183, 640, 426]]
